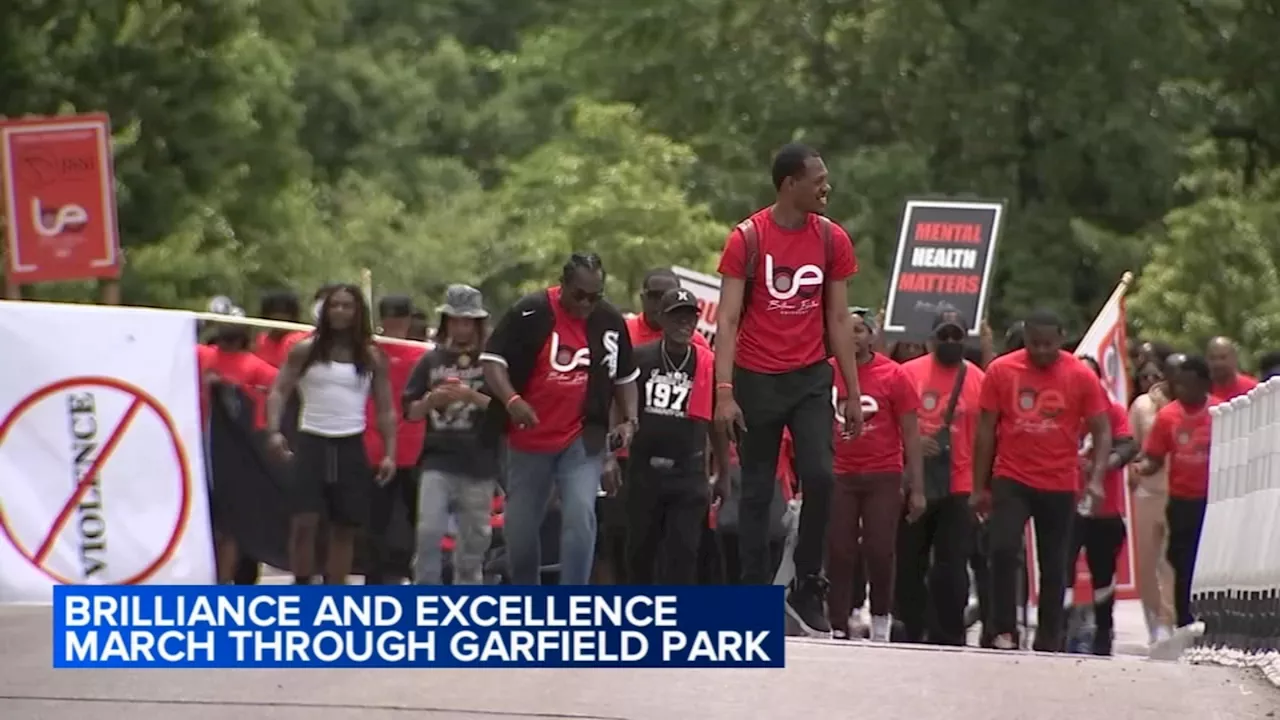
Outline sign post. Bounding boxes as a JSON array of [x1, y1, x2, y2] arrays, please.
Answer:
[[1, 113, 122, 298], [882, 198, 1005, 340]]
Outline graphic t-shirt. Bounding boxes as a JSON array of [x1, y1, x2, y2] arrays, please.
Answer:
[[717, 208, 857, 374], [1078, 401, 1132, 516], [402, 346, 493, 478], [902, 355, 985, 493], [629, 340, 714, 477], [254, 331, 309, 369], [200, 346, 278, 429], [365, 341, 427, 467], [978, 350, 1109, 492], [1213, 372, 1257, 400], [1144, 399, 1214, 499], [508, 287, 592, 453], [626, 314, 711, 350], [831, 354, 920, 475]]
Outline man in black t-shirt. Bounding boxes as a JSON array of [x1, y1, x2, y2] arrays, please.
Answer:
[[402, 285, 496, 584], [626, 288, 730, 584]]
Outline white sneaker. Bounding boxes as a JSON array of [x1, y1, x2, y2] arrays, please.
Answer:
[[1149, 623, 1203, 662], [849, 609, 863, 629], [870, 615, 892, 643], [1152, 625, 1173, 644]]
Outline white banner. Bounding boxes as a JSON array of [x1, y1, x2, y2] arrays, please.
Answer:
[[0, 301, 213, 603], [671, 266, 720, 343]]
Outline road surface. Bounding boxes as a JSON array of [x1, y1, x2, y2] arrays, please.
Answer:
[[1, 605, 1275, 720]]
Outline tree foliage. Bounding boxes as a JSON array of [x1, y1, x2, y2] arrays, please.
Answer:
[[2, 0, 1278, 360]]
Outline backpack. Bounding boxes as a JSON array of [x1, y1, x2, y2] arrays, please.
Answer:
[[736, 214, 836, 355]]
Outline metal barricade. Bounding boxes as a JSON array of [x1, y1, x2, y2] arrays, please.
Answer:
[[1189, 378, 1280, 683]]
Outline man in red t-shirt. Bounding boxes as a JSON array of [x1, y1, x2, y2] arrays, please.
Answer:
[[200, 322, 279, 583], [363, 295, 429, 585], [1131, 354, 1215, 631], [1206, 336, 1257, 399], [972, 309, 1111, 651], [480, 253, 639, 585], [825, 311, 924, 642], [1069, 356, 1140, 655], [897, 310, 986, 646], [713, 143, 863, 636]]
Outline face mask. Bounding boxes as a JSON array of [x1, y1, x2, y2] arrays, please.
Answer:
[[935, 342, 964, 365]]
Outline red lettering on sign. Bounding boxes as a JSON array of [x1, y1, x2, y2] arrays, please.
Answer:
[[896, 273, 981, 294], [913, 222, 984, 244]]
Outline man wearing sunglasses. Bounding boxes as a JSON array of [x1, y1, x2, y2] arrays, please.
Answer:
[[713, 142, 864, 636], [480, 252, 640, 585]]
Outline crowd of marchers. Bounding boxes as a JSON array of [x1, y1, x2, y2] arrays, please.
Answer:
[[194, 143, 1250, 657]]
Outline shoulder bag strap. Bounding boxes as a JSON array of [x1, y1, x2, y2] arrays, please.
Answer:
[[941, 362, 968, 428]]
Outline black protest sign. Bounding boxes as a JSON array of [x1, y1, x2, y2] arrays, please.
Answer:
[[883, 199, 1004, 339]]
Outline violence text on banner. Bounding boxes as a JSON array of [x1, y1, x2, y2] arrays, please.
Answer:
[[670, 266, 720, 344], [883, 199, 1004, 340], [1, 113, 122, 286], [0, 301, 212, 602]]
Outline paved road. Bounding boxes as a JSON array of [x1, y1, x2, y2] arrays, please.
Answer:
[[2, 606, 1276, 720]]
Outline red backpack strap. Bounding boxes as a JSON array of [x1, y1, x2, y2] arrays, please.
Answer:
[[736, 218, 759, 281], [736, 219, 759, 317]]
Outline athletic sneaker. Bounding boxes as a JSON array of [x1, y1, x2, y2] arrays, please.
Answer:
[[832, 627, 852, 641], [785, 574, 831, 636], [993, 633, 1018, 650], [1149, 623, 1203, 662], [869, 615, 892, 643]]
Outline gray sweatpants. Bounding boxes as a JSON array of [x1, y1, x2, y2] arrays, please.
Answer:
[[414, 469, 496, 585]]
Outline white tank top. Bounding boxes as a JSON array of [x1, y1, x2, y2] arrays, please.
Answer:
[[297, 361, 371, 437]]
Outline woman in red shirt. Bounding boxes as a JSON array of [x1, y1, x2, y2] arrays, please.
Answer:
[[825, 311, 925, 642], [1067, 356, 1140, 655]]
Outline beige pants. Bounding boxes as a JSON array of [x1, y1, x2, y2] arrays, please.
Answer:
[[1132, 489, 1176, 630]]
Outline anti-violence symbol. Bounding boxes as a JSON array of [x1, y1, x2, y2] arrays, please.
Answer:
[[0, 376, 193, 585]]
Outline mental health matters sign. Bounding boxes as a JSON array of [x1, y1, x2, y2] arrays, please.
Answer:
[[882, 199, 1004, 340]]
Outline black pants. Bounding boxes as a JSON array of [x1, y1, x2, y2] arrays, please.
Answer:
[[718, 531, 785, 585], [626, 469, 709, 585], [1064, 514, 1126, 650], [1166, 496, 1207, 628], [732, 361, 834, 584], [366, 467, 420, 583], [897, 493, 973, 645], [989, 477, 1075, 650]]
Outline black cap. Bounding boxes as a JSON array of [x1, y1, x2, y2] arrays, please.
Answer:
[[378, 295, 414, 319], [931, 310, 969, 335], [661, 288, 699, 314]]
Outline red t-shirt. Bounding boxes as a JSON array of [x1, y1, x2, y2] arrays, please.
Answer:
[[254, 331, 309, 369], [831, 354, 920, 475], [365, 341, 428, 467], [1213, 372, 1257, 400], [626, 314, 711, 349], [902, 355, 985, 493], [978, 350, 1109, 492], [202, 347, 278, 429], [1144, 399, 1214, 499], [508, 287, 591, 453], [717, 209, 857, 374], [1079, 401, 1132, 516]]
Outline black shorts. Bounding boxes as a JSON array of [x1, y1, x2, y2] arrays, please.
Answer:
[[292, 431, 372, 528]]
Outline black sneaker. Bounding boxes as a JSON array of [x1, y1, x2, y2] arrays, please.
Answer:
[[785, 575, 831, 636]]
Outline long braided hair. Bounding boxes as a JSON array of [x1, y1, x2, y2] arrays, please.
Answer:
[[300, 284, 377, 377]]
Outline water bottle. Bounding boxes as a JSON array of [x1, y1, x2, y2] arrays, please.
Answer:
[[1076, 492, 1095, 517]]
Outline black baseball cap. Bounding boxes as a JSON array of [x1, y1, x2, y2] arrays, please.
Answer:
[[931, 310, 969, 335], [661, 288, 699, 313], [378, 295, 414, 319]]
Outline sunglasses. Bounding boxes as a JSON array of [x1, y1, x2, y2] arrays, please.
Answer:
[[570, 288, 603, 303], [935, 328, 965, 343]]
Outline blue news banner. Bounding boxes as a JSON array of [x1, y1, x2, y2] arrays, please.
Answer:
[[52, 585, 785, 669]]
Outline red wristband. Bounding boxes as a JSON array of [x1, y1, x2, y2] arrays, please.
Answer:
[[505, 393, 522, 408], [715, 382, 733, 391]]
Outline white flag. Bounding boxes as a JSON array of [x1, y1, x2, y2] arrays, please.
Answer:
[[0, 301, 213, 603], [1075, 280, 1132, 405]]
